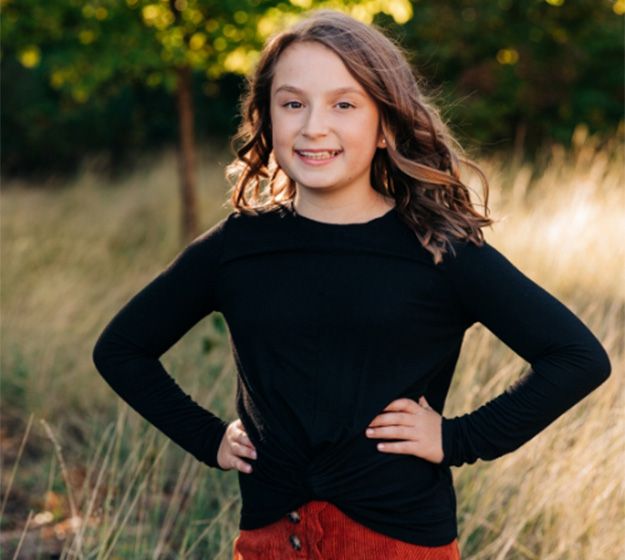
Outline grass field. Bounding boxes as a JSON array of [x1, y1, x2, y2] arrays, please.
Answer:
[[1, 125, 623, 559]]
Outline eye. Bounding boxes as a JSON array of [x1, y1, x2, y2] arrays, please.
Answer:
[[281, 101, 355, 110], [282, 101, 303, 109]]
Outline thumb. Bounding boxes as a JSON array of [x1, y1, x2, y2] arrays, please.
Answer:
[[419, 395, 430, 408]]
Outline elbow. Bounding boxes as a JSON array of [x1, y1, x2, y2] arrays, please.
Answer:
[[92, 331, 110, 373], [92, 339, 103, 371], [579, 340, 612, 392], [561, 338, 612, 396], [91, 328, 134, 397], [593, 345, 612, 386], [92, 326, 122, 375], [576, 326, 612, 389]]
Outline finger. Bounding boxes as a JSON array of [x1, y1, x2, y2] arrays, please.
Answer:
[[234, 457, 254, 473], [383, 398, 419, 412], [375, 441, 415, 454], [366, 425, 416, 440], [368, 412, 412, 427], [240, 441, 258, 454], [238, 430, 257, 451], [232, 441, 257, 460], [419, 396, 431, 410]]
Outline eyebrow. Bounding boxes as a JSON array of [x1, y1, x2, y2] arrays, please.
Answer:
[[273, 84, 366, 97]]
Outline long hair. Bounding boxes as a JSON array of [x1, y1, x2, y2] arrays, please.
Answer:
[[224, 8, 496, 264]]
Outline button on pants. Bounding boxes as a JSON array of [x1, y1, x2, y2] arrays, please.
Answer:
[[232, 500, 461, 559]]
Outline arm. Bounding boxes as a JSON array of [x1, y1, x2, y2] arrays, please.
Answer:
[[439, 239, 611, 467], [92, 216, 231, 470]]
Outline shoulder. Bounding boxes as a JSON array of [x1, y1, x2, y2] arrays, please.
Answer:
[[164, 211, 236, 271], [183, 206, 292, 263], [188, 206, 284, 246], [437, 236, 523, 290], [227, 205, 291, 226], [437, 237, 499, 270], [181, 212, 231, 254], [439, 235, 540, 302], [223, 205, 295, 243]]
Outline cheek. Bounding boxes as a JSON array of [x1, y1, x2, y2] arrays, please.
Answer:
[[343, 117, 380, 150], [272, 126, 297, 155], [270, 125, 288, 157], [272, 147, 288, 170], [343, 137, 379, 163], [271, 138, 294, 172]]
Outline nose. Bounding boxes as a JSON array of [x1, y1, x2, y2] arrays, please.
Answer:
[[301, 104, 330, 138]]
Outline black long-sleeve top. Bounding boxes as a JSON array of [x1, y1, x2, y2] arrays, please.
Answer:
[[92, 205, 611, 546]]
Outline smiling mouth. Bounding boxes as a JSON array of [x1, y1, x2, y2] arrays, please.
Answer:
[[294, 149, 343, 161]]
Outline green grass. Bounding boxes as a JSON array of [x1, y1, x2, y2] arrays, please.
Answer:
[[1, 128, 623, 559]]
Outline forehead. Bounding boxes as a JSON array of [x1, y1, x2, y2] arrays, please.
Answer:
[[271, 41, 365, 96]]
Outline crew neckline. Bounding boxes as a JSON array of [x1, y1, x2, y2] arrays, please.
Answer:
[[288, 204, 397, 227]]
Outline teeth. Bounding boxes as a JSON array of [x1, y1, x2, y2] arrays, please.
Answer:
[[298, 150, 339, 159]]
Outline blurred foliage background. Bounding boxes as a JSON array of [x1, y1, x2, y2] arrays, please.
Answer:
[[2, 0, 623, 179], [2, 2, 624, 557]]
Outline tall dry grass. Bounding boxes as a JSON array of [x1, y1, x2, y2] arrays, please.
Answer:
[[1, 126, 623, 559]]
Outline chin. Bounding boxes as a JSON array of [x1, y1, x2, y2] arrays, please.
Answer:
[[295, 182, 337, 191]]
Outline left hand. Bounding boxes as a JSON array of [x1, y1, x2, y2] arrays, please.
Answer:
[[365, 396, 444, 464]]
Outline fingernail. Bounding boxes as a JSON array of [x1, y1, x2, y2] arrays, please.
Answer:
[[252, 451, 257, 458], [366, 428, 374, 434]]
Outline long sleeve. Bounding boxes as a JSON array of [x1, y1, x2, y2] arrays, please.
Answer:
[[439, 239, 612, 468], [92, 215, 231, 470]]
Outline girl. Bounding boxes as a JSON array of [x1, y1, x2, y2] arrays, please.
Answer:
[[92, 9, 611, 560]]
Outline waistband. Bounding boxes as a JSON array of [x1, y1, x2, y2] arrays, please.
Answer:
[[233, 499, 461, 560]]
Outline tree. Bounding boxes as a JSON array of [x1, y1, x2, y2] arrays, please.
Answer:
[[2, 0, 413, 242]]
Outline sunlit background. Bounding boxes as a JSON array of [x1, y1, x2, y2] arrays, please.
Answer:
[[1, 1, 623, 558]]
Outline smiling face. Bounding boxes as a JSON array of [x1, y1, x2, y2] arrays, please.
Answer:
[[269, 41, 386, 202]]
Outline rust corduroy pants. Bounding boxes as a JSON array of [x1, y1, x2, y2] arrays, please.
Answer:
[[232, 500, 461, 559]]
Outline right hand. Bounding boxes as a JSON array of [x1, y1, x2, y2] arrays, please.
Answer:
[[217, 418, 258, 474]]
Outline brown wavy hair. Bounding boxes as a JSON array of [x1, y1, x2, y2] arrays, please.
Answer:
[[224, 8, 496, 264]]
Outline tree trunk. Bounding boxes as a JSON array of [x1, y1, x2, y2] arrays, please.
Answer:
[[175, 65, 199, 244]]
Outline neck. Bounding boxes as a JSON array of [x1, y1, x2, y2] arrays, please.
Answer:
[[292, 189, 395, 223]]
